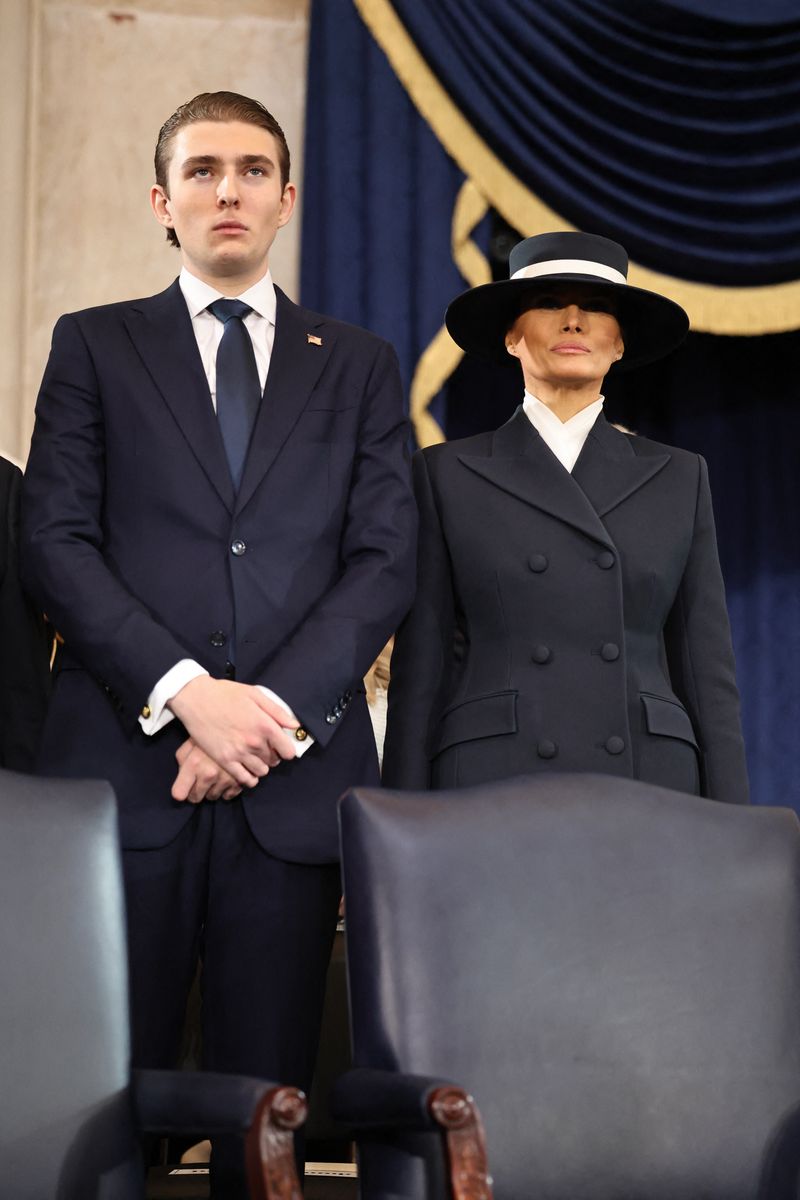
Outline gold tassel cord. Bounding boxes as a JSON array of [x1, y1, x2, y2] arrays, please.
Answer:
[[409, 178, 491, 448]]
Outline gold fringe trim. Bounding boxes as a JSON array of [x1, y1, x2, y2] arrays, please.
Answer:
[[353, 0, 800, 336], [410, 178, 491, 447]]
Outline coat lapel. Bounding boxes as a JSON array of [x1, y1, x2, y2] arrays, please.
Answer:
[[123, 280, 235, 511], [572, 414, 670, 517], [458, 408, 616, 550], [235, 287, 331, 513]]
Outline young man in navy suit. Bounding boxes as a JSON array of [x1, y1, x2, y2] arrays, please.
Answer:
[[21, 92, 416, 1192]]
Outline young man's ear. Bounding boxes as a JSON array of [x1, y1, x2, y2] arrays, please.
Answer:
[[277, 182, 298, 229], [150, 184, 174, 230]]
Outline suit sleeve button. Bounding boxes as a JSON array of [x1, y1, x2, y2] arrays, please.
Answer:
[[325, 713, 336, 724], [231, 539, 246, 556], [605, 736, 625, 755], [531, 645, 552, 664], [537, 739, 557, 759], [528, 554, 548, 573], [596, 551, 615, 569], [600, 642, 620, 662]]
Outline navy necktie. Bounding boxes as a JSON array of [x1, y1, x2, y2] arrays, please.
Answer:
[[208, 298, 262, 489]]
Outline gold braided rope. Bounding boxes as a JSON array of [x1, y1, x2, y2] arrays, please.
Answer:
[[353, 0, 800, 339]]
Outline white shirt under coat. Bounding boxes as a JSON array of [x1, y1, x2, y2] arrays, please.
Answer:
[[522, 390, 604, 473]]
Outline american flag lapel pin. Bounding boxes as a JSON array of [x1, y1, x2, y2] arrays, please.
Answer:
[[307, 333, 323, 346]]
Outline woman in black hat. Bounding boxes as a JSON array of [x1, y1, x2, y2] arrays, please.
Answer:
[[382, 231, 749, 803]]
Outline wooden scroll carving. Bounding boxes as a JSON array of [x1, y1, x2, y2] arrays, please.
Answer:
[[429, 1085, 494, 1200], [246, 1085, 308, 1200]]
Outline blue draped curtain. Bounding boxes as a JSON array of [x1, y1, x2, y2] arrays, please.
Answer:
[[301, 0, 800, 809]]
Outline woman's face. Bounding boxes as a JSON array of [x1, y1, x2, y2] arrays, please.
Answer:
[[505, 284, 624, 395]]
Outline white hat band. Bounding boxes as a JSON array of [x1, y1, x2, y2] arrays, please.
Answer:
[[510, 258, 627, 285]]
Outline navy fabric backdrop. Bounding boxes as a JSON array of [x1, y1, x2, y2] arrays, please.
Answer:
[[301, 0, 800, 809]]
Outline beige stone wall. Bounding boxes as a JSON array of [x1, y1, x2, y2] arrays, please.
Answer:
[[0, 0, 310, 462]]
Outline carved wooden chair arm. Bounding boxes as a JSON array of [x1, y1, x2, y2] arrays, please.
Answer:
[[133, 1068, 307, 1200], [333, 1067, 493, 1200]]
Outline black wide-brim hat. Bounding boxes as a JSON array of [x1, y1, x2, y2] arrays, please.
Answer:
[[445, 231, 689, 371]]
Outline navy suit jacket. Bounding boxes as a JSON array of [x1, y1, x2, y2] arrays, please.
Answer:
[[383, 409, 749, 804], [22, 280, 417, 859]]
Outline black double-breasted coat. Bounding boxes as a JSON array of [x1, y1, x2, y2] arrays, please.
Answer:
[[382, 408, 749, 803]]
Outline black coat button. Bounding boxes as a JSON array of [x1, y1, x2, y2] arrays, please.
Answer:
[[209, 630, 227, 648], [605, 736, 625, 755], [529, 554, 548, 573], [231, 539, 246, 556], [537, 740, 557, 759], [596, 551, 615, 569], [600, 642, 620, 662], [531, 645, 552, 664], [224, 661, 235, 679]]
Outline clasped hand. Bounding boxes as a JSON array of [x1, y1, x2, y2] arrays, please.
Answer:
[[167, 676, 299, 803]]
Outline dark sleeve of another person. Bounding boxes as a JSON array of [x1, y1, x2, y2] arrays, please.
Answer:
[[0, 458, 50, 770]]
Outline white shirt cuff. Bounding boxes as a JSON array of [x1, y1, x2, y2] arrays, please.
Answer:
[[140, 660, 209, 734], [258, 686, 315, 757]]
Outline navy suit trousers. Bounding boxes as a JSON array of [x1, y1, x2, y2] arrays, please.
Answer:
[[122, 799, 341, 1194]]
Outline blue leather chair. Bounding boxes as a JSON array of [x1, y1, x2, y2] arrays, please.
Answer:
[[0, 768, 305, 1200], [335, 774, 800, 1200]]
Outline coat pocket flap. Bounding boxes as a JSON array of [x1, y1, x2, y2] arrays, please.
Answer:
[[433, 690, 518, 756], [641, 694, 698, 747]]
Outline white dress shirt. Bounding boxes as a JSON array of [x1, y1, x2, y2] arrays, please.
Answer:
[[140, 267, 312, 754], [522, 390, 604, 473]]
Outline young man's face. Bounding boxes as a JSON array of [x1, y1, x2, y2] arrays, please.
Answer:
[[150, 120, 296, 290]]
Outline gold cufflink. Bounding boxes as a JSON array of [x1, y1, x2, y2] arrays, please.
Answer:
[[295, 727, 308, 742], [306, 333, 323, 346], [141, 705, 151, 719]]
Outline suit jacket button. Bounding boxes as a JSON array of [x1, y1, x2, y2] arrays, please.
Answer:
[[528, 554, 548, 573], [596, 551, 615, 569], [325, 713, 336, 724], [600, 642, 620, 662], [537, 739, 557, 759], [231, 539, 246, 556], [295, 727, 308, 742], [224, 661, 235, 679], [141, 704, 151, 719], [531, 644, 552, 664], [209, 630, 227, 648], [605, 736, 625, 755]]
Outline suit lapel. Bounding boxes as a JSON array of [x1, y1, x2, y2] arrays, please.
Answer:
[[572, 414, 670, 517], [235, 287, 331, 513], [123, 280, 235, 511], [458, 408, 616, 550]]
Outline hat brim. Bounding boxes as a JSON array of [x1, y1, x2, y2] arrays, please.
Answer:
[[445, 275, 689, 371]]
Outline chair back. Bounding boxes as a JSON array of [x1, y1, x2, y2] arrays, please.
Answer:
[[0, 769, 143, 1198], [340, 774, 800, 1200]]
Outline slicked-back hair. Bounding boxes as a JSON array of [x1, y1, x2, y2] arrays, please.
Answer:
[[154, 91, 291, 248]]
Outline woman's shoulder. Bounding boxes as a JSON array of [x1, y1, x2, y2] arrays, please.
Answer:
[[415, 428, 495, 470], [616, 425, 703, 471]]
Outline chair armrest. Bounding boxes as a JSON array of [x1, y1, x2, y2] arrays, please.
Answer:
[[332, 1066, 452, 1130], [333, 1067, 494, 1200], [133, 1069, 306, 1200]]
